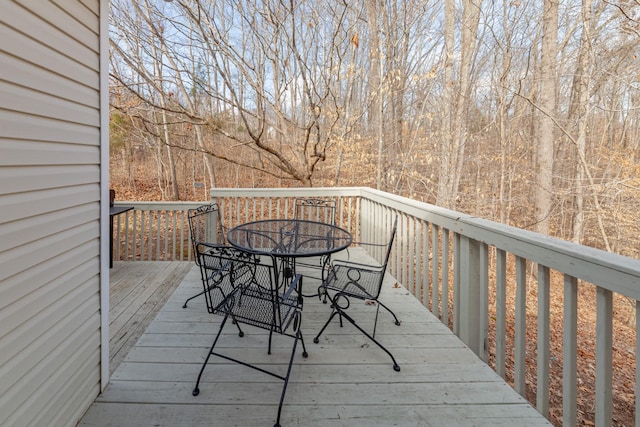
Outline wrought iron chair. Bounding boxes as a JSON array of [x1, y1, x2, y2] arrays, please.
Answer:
[[183, 203, 229, 309], [293, 198, 338, 286], [192, 246, 308, 427], [313, 216, 401, 371]]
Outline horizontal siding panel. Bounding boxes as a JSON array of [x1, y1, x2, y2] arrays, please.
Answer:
[[0, 139, 99, 166], [1, 52, 99, 107], [0, 220, 98, 283], [0, 110, 99, 145], [0, 239, 98, 312], [53, 0, 100, 34], [0, 203, 98, 253], [0, 279, 99, 402], [0, 254, 98, 344], [78, 0, 100, 16], [6, 0, 99, 67], [0, 24, 97, 90], [0, 165, 99, 195], [0, 266, 99, 369], [0, 295, 100, 426], [42, 346, 101, 427], [0, 185, 97, 224], [0, 81, 99, 126]]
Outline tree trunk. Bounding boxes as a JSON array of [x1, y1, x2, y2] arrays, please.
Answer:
[[534, 0, 558, 235], [569, 0, 592, 243], [437, 0, 456, 208]]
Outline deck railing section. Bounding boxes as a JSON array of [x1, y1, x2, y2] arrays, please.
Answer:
[[111, 202, 202, 262], [113, 188, 640, 427]]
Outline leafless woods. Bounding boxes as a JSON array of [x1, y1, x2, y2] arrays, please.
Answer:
[[109, 0, 640, 257]]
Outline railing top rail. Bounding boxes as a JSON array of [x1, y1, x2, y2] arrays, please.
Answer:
[[114, 201, 204, 210], [209, 187, 365, 198]]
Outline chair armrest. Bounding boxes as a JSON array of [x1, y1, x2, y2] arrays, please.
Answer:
[[330, 258, 384, 273]]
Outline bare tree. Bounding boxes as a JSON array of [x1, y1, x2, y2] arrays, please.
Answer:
[[534, 0, 558, 235]]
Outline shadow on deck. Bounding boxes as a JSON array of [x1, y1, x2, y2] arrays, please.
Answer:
[[84, 253, 550, 426]]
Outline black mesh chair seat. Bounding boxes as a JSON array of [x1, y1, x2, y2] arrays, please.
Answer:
[[227, 281, 300, 332], [192, 245, 307, 427], [325, 260, 385, 299], [314, 216, 401, 371]]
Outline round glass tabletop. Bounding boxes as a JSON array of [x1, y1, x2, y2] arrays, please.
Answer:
[[227, 219, 352, 257]]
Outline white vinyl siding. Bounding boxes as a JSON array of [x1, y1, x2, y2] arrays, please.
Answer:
[[0, 1, 104, 426]]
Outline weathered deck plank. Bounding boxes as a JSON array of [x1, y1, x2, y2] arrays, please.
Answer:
[[83, 255, 551, 426], [108, 261, 193, 374]]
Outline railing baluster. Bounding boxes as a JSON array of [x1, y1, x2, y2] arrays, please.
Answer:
[[406, 216, 414, 293], [431, 223, 439, 317], [147, 210, 153, 261], [636, 301, 640, 427], [537, 264, 550, 416], [514, 255, 527, 396], [563, 274, 578, 426], [156, 211, 161, 260], [479, 242, 489, 362], [595, 286, 613, 427], [164, 211, 171, 261], [495, 249, 507, 378], [442, 229, 449, 328], [131, 211, 136, 261], [420, 220, 428, 310]]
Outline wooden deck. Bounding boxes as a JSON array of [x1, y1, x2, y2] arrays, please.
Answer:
[[83, 253, 550, 426]]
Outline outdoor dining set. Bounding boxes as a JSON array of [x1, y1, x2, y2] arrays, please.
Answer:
[[184, 200, 401, 427]]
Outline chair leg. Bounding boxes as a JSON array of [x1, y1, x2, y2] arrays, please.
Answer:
[[182, 288, 206, 308], [312, 308, 340, 344], [377, 300, 402, 326], [315, 295, 400, 371], [337, 308, 401, 372], [192, 313, 229, 396], [274, 327, 302, 427]]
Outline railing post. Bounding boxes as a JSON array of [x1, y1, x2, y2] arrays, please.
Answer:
[[457, 235, 482, 356]]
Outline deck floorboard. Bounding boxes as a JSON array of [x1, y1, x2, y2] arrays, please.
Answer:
[[83, 254, 550, 426]]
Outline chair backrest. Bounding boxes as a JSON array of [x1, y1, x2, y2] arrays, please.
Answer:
[[328, 216, 398, 301], [188, 203, 226, 262], [363, 215, 398, 300], [198, 245, 299, 332], [364, 215, 398, 298], [294, 198, 336, 225], [195, 243, 259, 313], [380, 216, 398, 271]]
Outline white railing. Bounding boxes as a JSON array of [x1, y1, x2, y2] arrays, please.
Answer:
[[113, 187, 640, 427], [111, 201, 202, 262]]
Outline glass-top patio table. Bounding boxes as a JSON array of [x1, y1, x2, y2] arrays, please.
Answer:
[[227, 219, 352, 294], [227, 219, 352, 257]]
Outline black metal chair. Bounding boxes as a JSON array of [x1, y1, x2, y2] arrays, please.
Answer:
[[293, 198, 338, 285], [183, 203, 229, 309], [314, 216, 401, 371], [192, 245, 308, 427]]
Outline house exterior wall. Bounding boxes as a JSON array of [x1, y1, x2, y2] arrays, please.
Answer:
[[0, 1, 107, 425]]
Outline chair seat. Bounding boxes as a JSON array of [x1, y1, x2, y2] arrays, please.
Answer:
[[325, 262, 384, 300], [227, 285, 299, 333]]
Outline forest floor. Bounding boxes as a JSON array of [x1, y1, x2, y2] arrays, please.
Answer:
[[110, 173, 636, 427]]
